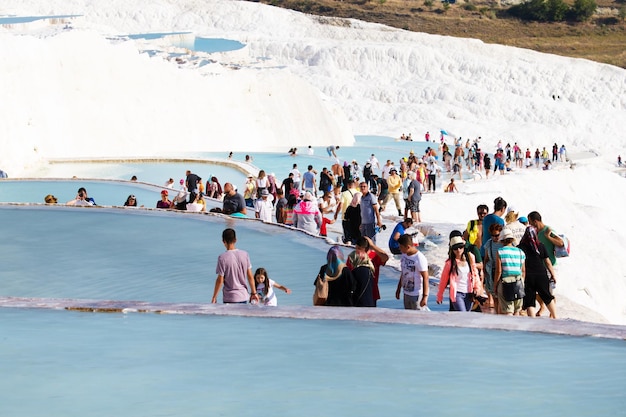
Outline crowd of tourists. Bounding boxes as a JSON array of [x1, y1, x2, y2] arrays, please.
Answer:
[[42, 137, 568, 318]]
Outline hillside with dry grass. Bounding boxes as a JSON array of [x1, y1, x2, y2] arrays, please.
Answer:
[[253, 0, 626, 68]]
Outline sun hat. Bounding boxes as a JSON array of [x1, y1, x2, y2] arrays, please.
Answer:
[[499, 227, 514, 241], [449, 236, 465, 249], [44, 194, 58, 204]]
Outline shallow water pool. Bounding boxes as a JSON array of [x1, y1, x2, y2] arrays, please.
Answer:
[[0, 308, 624, 416]]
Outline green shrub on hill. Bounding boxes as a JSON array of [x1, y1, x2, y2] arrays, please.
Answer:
[[508, 0, 596, 22]]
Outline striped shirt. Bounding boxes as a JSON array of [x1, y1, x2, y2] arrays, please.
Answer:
[[498, 246, 525, 277]]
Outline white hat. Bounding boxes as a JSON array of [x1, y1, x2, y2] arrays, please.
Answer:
[[499, 228, 514, 241], [449, 236, 466, 248], [506, 206, 517, 214], [303, 191, 314, 201]]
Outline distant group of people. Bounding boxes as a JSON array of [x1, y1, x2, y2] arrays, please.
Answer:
[[439, 137, 569, 180], [41, 170, 226, 211], [156, 170, 226, 212], [229, 147, 438, 242]]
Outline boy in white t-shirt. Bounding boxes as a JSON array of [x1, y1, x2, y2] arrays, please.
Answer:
[[395, 234, 429, 310]]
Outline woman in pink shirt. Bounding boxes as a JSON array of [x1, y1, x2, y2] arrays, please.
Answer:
[[437, 236, 479, 311]]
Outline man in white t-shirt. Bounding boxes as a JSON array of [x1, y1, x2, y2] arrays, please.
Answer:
[[381, 160, 394, 180], [368, 153, 381, 172], [395, 234, 429, 310], [290, 163, 301, 190]]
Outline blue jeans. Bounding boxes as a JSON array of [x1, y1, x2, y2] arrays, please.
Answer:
[[451, 292, 472, 311]]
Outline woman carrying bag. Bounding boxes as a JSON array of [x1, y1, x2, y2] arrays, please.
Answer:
[[494, 228, 526, 316], [313, 246, 355, 307]]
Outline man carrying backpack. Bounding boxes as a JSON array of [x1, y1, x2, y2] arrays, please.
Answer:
[[465, 204, 489, 249]]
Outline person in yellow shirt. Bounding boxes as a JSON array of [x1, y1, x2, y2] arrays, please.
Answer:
[[243, 175, 256, 207], [386, 168, 403, 216]]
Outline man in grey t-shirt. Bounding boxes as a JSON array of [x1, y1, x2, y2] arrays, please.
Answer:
[[212, 228, 259, 304], [407, 171, 422, 223], [358, 181, 383, 243]]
